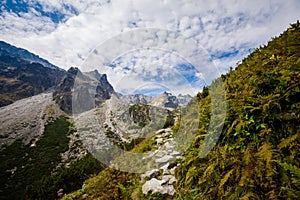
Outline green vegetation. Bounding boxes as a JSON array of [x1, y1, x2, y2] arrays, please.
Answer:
[[0, 117, 70, 200], [0, 117, 103, 200], [129, 104, 151, 127], [25, 153, 104, 200], [62, 134, 170, 200], [176, 21, 300, 199], [62, 22, 300, 200]]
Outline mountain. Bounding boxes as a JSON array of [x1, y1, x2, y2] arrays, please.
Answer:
[[0, 41, 65, 107], [121, 93, 152, 105], [121, 92, 191, 108], [0, 43, 104, 200], [62, 22, 300, 199], [151, 91, 179, 108], [177, 94, 192, 105], [53, 67, 115, 115], [0, 41, 60, 70]]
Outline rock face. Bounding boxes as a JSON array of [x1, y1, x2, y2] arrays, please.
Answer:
[[151, 92, 179, 109], [121, 94, 152, 105], [121, 91, 191, 109], [0, 62, 65, 107], [0, 41, 65, 107], [53, 67, 115, 115], [53, 67, 78, 115], [128, 104, 151, 126], [177, 94, 192, 105]]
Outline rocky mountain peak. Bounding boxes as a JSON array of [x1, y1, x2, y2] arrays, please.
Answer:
[[53, 67, 115, 115], [152, 92, 179, 109], [67, 67, 79, 75]]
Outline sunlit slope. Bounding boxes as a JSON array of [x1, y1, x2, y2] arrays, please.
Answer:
[[176, 21, 300, 199]]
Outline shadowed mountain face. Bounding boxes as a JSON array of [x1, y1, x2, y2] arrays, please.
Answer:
[[0, 41, 60, 70], [53, 67, 115, 115], [0, 41, 65, 107]]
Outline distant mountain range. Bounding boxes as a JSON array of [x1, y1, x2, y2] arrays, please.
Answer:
[[0, 40, 192, 111], [120, 92, 192, 108]]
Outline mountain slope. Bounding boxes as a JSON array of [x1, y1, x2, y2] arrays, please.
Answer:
[[62, 22, 300, 199], [176, 21, 300, 199], [0, 41, 60, 70], [0, 41, 65, 107]]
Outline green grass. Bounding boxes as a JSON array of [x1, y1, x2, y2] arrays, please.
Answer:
[[0, 116, 104, 200], [0, 116, 70, 200]]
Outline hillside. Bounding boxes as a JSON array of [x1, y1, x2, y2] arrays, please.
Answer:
[[0, 41, 65, 107], [176, 21, 300, 199], [62, 22, 300, 199]]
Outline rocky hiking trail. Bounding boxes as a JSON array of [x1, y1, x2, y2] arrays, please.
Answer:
[[141, 127, 181, 196]]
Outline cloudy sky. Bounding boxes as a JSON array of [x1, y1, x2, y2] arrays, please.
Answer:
[[0, 0, 299, 95]]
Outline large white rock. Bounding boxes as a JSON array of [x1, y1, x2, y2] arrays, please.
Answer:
[[162, 175, 177, 184], [141, 169, 159, 180], [142, 178, 176, 196], [142, 178, 166, 194]]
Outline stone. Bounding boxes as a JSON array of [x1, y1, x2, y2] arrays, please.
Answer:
[[156, 155, 174, 163], [57, 188, 64, 198], [142, 178, 176, 196], [156, 138, 164, 145], [170, 151, 181, 156], [142, 178, 166, 195], [162, 175, 177, 184], [162, 131, 172, 138], [155, 129, 165, 135], [160, 163, 170, 175], [141, 169, 159, 180], [164, 141, 174, 150], [154, 149, 168, 157], [164, 185, 176, 196]]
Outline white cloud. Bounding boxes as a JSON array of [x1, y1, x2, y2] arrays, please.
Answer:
[[0, 0, 299, 93]]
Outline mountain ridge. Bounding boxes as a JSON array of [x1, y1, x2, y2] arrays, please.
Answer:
[[0, 40, 66, 107], [0, 40, 61, 70]]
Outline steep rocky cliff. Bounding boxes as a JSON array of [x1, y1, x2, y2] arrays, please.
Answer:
[[53, 67, 115, 115]]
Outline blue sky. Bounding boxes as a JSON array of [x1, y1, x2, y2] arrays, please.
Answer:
[[0, 0, 299, 95], [0, 0, 77, 23]]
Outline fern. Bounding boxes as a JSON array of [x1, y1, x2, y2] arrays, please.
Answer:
[[219, 168, 235, 189], [278, 133, 299, 149]]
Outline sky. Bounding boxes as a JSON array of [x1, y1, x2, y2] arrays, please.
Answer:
[[0, 0, 299, 95]]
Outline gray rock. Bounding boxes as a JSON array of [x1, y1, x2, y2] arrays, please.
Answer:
[[156, 129, 165, 135], [53, 67, 115, 115], [141, 169, 159, 180], [156, 138, 164, 145], [142, 178, 166, 195], [160, 163, 170, 175], [142, 178, 176, 196], [156, 155, 174, 163], [162, 175, 177, 184]]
